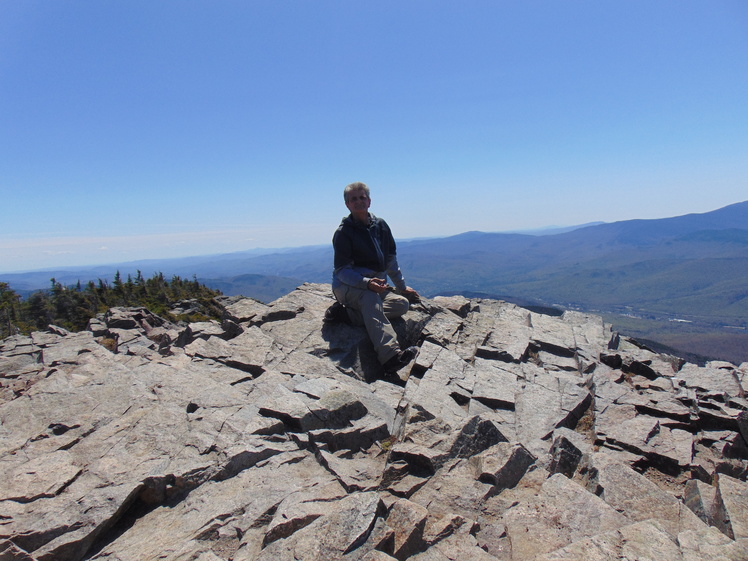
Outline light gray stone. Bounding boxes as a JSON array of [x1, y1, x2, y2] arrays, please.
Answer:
[[471, 441, 536, 490], [386, 498, 429, 559], [501, 473, 630, 560], [549, 427, 593, 478], [588, 454, 708, 538], [220, 295, 271, 323], [471, 359, 519, 411], [676, 362, 743, 397], [514, 369, 592, 456], [716, 473, 748, 544], [678, 524, 748, 561], [254, 491, 383, 561], [317, 449, 386, 492], [2, 284, 746, 561], [408, 457, 494, 520]]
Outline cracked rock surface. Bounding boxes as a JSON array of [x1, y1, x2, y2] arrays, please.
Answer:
[[1, 283, 747, 560]]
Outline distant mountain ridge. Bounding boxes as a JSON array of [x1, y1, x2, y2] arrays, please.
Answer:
[[3, 201, 747, 303], [2, 201, 747, 363], [4, 201, 747, 295], [400, 201, 748, 324]]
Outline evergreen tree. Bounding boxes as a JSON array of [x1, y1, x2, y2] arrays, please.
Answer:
[[24, 291, 54, 331], [1, 272, 223, 340], [0, 282, 21, 338]]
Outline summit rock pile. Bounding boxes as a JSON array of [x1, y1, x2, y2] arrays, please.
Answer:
[[1, 283, 747, 561]]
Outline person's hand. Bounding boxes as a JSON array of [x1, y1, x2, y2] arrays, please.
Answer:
[[401, 286, 421, 303], [367, 278, 388, 294]]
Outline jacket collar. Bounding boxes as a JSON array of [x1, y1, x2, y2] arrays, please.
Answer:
[[344, 213, 376, 228]]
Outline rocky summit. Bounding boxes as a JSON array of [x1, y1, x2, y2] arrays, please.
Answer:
[[1, 283, 747, 561]]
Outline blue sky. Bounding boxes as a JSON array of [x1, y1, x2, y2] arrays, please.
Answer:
[[1, 1, 747, 274]]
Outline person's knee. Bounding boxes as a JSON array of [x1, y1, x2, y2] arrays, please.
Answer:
[[384, 295, 410, 319]]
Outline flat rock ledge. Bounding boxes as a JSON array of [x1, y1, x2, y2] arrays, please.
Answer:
[[1, 283, 747, 561]]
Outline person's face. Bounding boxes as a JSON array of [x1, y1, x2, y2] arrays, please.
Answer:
[[345, 189, 371, 219]]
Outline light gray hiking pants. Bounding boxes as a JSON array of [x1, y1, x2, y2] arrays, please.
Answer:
[[332, 285, 410, 364]]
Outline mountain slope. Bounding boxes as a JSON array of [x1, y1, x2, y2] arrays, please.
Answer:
[[400, 202, 748, 318]]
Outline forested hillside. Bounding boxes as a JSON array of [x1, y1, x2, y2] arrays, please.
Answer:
[[0, 272, 222, 339]]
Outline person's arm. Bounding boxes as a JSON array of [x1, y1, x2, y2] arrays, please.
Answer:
[[380, 218, 412, 295], [335, 264, 375, 290], [385, 254, 407, 292], [388, 258, 420, 301], [386, 256, 419, 301], [383, 229, 420, 301]]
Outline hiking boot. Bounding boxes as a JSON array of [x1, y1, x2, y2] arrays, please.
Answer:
[[324, 301, 350, 324], [383, 346, 419, 374]]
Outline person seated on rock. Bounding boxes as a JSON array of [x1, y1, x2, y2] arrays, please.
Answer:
[[331, 181, 420, 374]]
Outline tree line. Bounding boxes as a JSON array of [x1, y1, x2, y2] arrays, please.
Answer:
[[0, 272, 223, 340]]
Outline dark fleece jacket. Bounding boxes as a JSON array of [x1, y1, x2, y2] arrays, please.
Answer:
[[332, 213, 406, 291]]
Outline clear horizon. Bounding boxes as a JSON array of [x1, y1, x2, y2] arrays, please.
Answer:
[[2, 200, 745, 276], [2, 2, 747, 273], [0, 216, 601, 275]]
